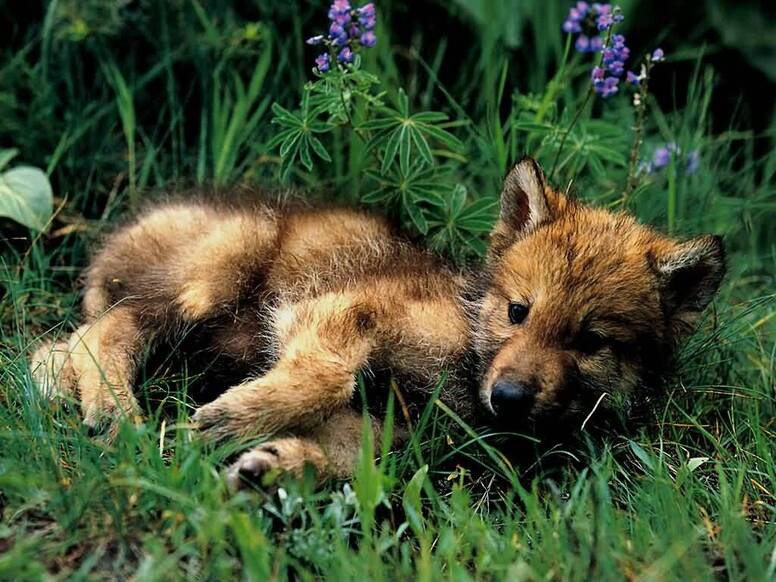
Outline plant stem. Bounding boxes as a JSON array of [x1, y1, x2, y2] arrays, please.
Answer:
[[621, 63, 652, 206], [550, 86, 593, 179]]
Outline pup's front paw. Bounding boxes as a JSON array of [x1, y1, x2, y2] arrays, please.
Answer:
[[192, 397, 249, 442], [82, 394, 143, 439], [225, 439, 326, 493]]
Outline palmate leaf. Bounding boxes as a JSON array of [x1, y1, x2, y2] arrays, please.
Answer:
[[366, 89, 464, 176], [270, 87, 334, 178]]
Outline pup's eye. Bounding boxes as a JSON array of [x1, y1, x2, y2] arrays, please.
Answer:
[[508, 303, 529, 325], [574, 330, 608, 355]]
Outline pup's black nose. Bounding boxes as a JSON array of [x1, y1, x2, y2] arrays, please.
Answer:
[[490, 380, 535, 417]]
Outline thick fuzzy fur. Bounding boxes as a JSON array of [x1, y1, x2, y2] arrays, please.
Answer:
[[30, 158, 725, 489]]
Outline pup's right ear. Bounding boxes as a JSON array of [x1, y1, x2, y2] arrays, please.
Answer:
[[489, 157, 552, 256]]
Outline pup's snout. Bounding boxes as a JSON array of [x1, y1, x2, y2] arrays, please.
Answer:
[[490, 380, 535, 418]]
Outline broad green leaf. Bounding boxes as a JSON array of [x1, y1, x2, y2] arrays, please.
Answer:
[[0, 166, 54, 231]]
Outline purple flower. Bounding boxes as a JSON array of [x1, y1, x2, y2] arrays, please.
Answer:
[[651, 48, 665, 62], [563, 18, 582, 33], [648, 144, 699, 175], [652, 146, 672, 169], [589, 36, 603, 52], [609, 61, 624, 76], [306, 35, 324, 45], [329, 22, 349, 45], [329, 22, 346, 37], [626, 71, 640, 85], [596, 12, 614, 30], [315, 52, 330, 72], [594, 76, 619, 97], [359, 30, 377, 47], [576, 1, 590, 11], [329, 0, 351, 14], [358, 2, 375, 17], [686, 150, 700, 175], [337, 46, 354, 63], [575, 34, 590, 53], [591, 66, 605, 81], [359, 14, 376, 29]]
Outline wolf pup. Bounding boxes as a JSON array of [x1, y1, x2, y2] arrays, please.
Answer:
[[30, 158, 725, 490]]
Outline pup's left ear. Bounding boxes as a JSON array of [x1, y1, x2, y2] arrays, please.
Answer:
[[489, 157, 552, 258], [654, 235, 726, 336], [498, 156, 551, 235]]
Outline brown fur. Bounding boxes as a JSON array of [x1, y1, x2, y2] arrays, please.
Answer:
[[29, 158, 725, 486]]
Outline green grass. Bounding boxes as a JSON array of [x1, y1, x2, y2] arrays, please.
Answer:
[[1, 1, 775, 579]]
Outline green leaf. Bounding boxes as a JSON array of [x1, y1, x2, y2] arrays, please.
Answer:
[[361, 188, 393, 204], [359, 117, 400, 131], [404, 196, 429, 234], [299, 137, 313, 171], [410, 128, 434, 166], [402, 465, 428, 536], [449, 183, 467, 217], [381, 129, 402, 175], [628, 441, 654, 471], [0, 166, 54, 231], [399, 124, 411, 175], [309, 135, 332, 163], [0, 149, 19, 172], [411, 111, 448, 123], [279, 132, 301, 159]]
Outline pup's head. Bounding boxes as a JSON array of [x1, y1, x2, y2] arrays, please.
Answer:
[[474, 157, 725, 430]]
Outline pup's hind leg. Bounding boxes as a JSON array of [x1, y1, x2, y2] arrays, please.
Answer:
[[30, 306, 145, 433], [193, 293, 377, 441], [30, 339, 78, 400], [67, 306, 145, 430]]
